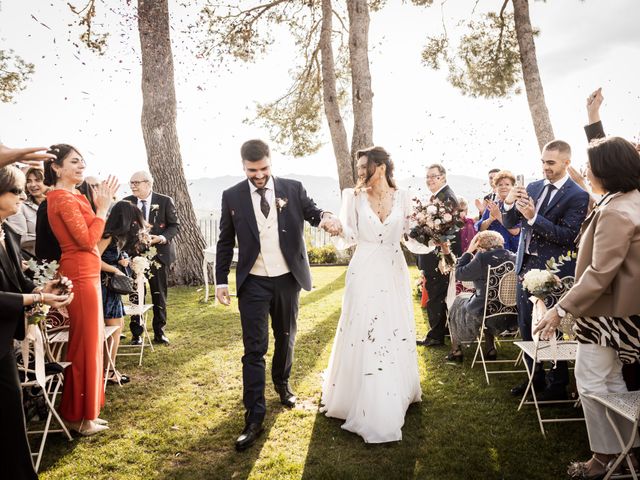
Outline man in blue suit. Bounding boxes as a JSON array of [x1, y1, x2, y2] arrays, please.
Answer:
[[503, 140, 589, 401]]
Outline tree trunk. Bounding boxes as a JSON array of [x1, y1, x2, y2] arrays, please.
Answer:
[[137, 0, 206, 286], [512, 0, 554, 151], [347, 0, 374, 170], [320, 0, 353, 190]]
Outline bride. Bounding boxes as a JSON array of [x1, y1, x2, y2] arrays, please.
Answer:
[[321, 146, 431, 443]]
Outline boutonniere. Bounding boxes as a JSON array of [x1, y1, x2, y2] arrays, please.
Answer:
[[275, 197, 288, 213], [151, 204, 159, 212]]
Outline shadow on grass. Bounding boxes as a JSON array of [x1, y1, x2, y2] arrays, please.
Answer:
[[151, 305, 343, 479], [300, 271, 346, 308]]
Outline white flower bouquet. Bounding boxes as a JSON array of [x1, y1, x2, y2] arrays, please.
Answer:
[[522, 269, 560, 299]]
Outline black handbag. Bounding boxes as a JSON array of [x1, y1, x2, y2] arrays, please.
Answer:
[[105, 273, 136, 295]]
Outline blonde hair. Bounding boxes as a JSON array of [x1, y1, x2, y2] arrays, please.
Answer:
[[491, 170, 516, 188], [475, 230, 504, 251]]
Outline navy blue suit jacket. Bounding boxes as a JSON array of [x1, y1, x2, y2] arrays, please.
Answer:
[[215, 177, 324, 292], [502, 177, 589, 275]]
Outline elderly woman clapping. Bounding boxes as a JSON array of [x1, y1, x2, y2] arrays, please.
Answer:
[[535, 136, 640, 479]]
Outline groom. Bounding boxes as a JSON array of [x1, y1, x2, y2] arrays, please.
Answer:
[[216, 139, 340, 451]]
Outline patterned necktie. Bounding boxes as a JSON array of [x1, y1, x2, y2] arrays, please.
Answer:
[[140, 200, 147, 221], [256, 188, 270, 218], [538, 184, 557, 215]]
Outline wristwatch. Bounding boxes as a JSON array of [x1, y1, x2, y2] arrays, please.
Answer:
[[556, 305, 567, 318]]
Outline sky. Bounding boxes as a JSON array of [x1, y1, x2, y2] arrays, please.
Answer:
[[1, 0, 639, 189]]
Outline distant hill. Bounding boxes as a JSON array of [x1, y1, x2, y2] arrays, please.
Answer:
[[188, 173, 489, 219]]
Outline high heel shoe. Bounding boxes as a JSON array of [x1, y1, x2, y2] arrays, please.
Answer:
[[445, 349, 463, 362], [63, 419, 109, 436]]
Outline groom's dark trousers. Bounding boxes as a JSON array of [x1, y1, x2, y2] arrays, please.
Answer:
[[239, 273, 300, 424]]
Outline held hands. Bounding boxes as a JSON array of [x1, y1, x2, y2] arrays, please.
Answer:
[[532, 307, 561, 341], [42, 292, 75, 309], [118, 257, 130, 268], [149, 234, 165, 245], [92, 175, 120, 213], [42, 276, 73, 295], [216, 286, 231, 306], [319, 214, 343, 236]]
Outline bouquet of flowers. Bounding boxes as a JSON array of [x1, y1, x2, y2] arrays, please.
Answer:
[[25, 259, 65, 325], [522, 269, 560, 300], [408, 197, 465, 273]]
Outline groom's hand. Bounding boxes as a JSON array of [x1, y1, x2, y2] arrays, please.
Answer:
[[216, 286, 231, 306], [320, 215, 342, 236]]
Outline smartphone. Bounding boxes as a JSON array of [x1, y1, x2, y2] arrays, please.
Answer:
[[516, 174, 525, 187]]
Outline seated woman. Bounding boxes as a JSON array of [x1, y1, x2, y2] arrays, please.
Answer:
[[444, 230, 516, 362], [97, 200, 146, 385], [474, 170, 520, 252]]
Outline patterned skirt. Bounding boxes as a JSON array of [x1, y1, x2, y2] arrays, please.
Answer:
[[575, 315, 640, 364]]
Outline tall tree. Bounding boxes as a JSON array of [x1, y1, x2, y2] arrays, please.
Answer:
[[137, 0, 206, 285], [69, 0, 206, 285], [199, 1, 377, 189], [512, 0, 554, 149], [320, 0, 353, 189], [420, 0, 554, 150], [347, 0, 374, 157]]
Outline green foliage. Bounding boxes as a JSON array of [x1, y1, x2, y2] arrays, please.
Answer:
[[199, 1, 351, 157], [68, 0, 109, 55], [307, 244, 338, 264], [422, 9, 535, 98], [0, 49, 35, 103]]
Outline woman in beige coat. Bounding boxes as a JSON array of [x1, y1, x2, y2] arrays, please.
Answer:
[[536, 136, 640, 479]]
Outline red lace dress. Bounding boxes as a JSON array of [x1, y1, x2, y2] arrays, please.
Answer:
[[47, 189, 105, 421]]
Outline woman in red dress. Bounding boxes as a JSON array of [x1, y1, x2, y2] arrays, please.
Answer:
[[44, 144, 118, 435]]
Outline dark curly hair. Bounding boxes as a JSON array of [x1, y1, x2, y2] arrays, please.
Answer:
[[43, 144, 82, 186]]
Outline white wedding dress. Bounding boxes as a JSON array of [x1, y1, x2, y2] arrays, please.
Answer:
[[320, 188, 432, 443]]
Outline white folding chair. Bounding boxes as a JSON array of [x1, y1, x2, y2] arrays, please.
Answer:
[[18, 325, 73, 472], [202, 245, 239, 303], [103, 325, 121, 389], [470, 260, 525, 384], [515, 276, 584, 436], [587, 391, 640, 480], [119, 303, 154, 366]]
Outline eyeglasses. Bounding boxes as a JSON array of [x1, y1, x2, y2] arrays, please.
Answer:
[[130, 180, 149, 186], [9, 188, 25, 196], [426, 175, 443, 180]]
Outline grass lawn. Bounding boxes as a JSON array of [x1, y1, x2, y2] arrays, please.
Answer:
[[39, 266, 589, 479]]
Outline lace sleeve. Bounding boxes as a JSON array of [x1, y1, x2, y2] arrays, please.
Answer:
[[331, 188, 358, 251], [56, 193, 105, 251], [400, 190, 435, 255]]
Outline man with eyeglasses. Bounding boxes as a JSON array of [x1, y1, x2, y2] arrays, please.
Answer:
[[416, 163, 461, 347], [124, 171, 180, 345]]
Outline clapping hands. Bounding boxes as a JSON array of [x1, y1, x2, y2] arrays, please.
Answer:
[[319, 215, 343, 236]]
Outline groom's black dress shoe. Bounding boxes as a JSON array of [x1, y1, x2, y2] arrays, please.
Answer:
[[416, 338, 444, 347], [153, 334, 170, 345], [235, 422, 264, 451], [274, 384, 297, 408], [130, 336, 142, 346]]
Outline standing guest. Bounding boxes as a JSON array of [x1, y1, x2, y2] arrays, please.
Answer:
[[124, 171, 179, 345], [475, 168, 501, 218], [535, 136, 640, 479], [6, 167, 48, 258], [44, 144, 119, 436], [97, 200, 146, 385], [475, 170, 521, 252], [502, 140, 589, 401], [416, 163, 461, 347], [457, 197, 477, 252], [0, 166, 73, 480]]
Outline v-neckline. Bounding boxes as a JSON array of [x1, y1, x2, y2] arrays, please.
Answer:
[[365, 189, 399, 225]]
